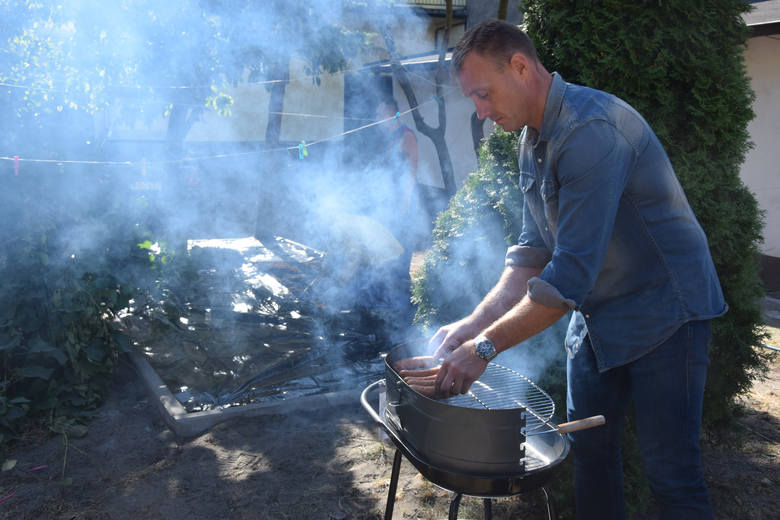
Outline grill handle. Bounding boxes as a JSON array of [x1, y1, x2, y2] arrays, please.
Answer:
[[361, 379, 385, 426], [556, 415, 605, 434]]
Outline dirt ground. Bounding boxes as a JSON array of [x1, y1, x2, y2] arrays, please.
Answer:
[[1, 326, 777, 520]]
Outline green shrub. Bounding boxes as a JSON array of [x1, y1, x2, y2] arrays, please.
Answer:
[[0, 172, 149, 449]]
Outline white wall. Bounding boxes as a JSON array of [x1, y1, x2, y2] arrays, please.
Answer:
[[742, 35, 780, 257], [393, 70, 490, 189], [109, 57, 346, 145]]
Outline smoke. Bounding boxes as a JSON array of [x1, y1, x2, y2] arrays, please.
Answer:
[[1, 0, 563, 403]]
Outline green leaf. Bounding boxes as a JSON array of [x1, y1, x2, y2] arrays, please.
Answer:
[[84, 340, 106, 363], [66, 424, 88, 438], [137, 240, 153, 250]]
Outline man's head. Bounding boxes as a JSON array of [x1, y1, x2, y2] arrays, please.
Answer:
[[453, 20, 550, 132], [452, 20, 539, 74]]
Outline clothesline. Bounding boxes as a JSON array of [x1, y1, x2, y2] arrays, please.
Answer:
[[1, 95, 469, 168]]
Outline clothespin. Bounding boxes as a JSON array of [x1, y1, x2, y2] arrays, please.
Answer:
[[394, 111, 401, 122], [13, 155, 19, 176], [298, 140, 308, 160], [434, 94, 443, 105]]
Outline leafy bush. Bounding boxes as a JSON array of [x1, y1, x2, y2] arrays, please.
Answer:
[[412, 126, 569, 391], [412, 128, 524, 327], [0, 170, 156, 449]]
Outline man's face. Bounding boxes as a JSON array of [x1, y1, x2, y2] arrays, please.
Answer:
[[457, 51, 528, 131]]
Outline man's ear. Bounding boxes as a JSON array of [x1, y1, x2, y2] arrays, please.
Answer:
[[508, 53, 528, 77]]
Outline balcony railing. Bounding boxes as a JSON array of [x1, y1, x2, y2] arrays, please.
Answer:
[[401, 0, 468, 9]]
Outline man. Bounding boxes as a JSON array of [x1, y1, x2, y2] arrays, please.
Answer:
[[405, 20, 726, 520]]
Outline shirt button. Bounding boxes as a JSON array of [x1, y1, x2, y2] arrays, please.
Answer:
[[537, 157, 542, 163], [585, 314, 591, 319]]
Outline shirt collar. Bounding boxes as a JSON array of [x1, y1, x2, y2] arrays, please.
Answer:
[[539, 72, 566, 142], [521, 72, 566, 147]]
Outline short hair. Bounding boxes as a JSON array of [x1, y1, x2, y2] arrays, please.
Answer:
[[452, 20, 539, 73]]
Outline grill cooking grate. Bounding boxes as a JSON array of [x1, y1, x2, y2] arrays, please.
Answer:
[[442, 363, 555, 432]]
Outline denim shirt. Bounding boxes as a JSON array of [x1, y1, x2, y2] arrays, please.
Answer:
[[505, 73, 727, 372]]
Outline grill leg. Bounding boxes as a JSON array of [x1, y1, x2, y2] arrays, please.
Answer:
[[541, 486, 557, 520], [448, 493, 463, 520], [483, 498, 492, 519], [384, 449, 403, 520]]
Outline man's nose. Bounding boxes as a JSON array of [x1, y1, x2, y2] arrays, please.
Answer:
[[474, 100, 490, 120]]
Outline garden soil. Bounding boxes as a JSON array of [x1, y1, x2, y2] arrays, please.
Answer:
[[1, 327, 777, 520]]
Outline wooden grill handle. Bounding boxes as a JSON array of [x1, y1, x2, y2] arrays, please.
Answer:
[[556, 415, 606, 434]]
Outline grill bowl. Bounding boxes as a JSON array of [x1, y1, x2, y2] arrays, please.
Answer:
[[385, 342, 561, 474]]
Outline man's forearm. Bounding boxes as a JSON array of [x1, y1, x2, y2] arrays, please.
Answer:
[[467, 265, 542, 331], [482, 293, 568, 354]]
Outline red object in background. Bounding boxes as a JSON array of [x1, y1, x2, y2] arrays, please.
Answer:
[[13, 155, 19, 176]]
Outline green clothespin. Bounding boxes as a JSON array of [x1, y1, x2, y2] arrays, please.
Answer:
[[298, 141, 308, 160]]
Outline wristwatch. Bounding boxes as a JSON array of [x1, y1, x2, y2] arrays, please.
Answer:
[[474, 334, 498, 362]]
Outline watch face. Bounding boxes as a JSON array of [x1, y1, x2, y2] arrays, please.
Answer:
[[476, 338, 495, 360]]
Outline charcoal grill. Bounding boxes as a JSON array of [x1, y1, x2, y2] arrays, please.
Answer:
[[359, 343, 604, 519]]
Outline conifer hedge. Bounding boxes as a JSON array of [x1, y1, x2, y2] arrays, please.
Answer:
[[414, 0, 770, 426], [522, 0, 769, 424]]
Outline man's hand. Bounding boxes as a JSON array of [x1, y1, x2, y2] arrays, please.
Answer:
[[429, 317, 481, 361], [434, 340, 488, 396], [392, 356, 436, 372]]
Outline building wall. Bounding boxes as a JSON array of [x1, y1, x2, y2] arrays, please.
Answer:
[[392, 70, 488, 189], [107, 12, 483, 190], [742, 35, 780, 258], [187, 57, 346, 144]]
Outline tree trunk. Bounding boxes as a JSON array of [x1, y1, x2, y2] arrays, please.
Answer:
[[378, 1, 457, 195], [166, 104, 199, 156], [498, 0, 509, 20], [255, 55, 292, 254], [265, 57, 290, 148]]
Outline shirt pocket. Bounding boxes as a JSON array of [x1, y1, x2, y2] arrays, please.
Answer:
[[540, 177, 558, 203], [520, 171, 536, 194]]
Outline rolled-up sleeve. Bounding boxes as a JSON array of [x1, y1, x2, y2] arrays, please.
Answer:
[[505, 196, 552, 268], [537, 120, 634, 308], [527, 276, 578, 309]]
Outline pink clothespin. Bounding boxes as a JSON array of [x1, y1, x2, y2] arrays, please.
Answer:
[[13, 155, 19, 176]]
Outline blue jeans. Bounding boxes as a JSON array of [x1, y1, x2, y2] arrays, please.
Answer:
[[567, 320, 713, 520]]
